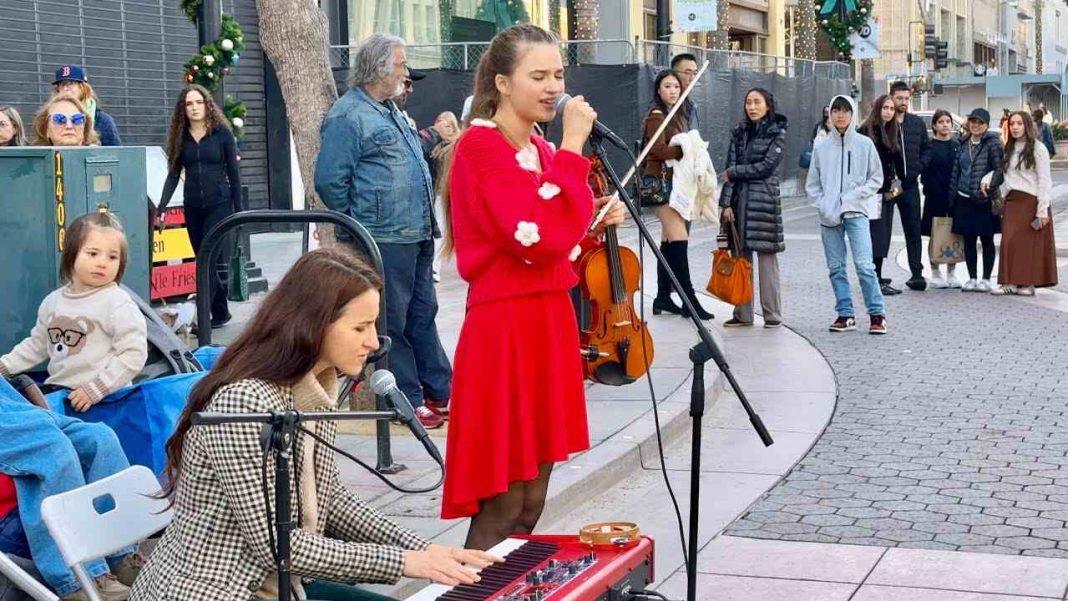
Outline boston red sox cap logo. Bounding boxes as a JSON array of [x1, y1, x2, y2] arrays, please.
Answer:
[[61, 66, 71, 77]]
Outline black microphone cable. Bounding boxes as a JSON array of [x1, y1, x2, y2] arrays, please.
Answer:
[[609, 143, 690, 569]]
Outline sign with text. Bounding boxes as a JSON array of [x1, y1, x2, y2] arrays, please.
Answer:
[[152, 228, 195, 263], [849, 20, 880, 60], [151, 262, 196, 300], [676, 0, 718, 32]]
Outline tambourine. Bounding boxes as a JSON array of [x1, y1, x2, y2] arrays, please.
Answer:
[[579, 522, 641, 549]]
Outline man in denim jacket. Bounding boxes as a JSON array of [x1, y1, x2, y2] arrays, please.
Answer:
[[315, 33, 452, 429]]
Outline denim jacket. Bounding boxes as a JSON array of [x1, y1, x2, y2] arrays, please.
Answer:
[[314, 87, 436, 243]]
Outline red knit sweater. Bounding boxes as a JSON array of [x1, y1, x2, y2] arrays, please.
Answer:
[[449, 122, 594, 307], [0, 474, 15, 521]]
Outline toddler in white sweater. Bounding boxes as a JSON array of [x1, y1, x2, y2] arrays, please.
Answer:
[[0, 212, 147, 411]]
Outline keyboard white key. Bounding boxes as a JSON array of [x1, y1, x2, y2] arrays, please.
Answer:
[[405, 538, 527, 601]]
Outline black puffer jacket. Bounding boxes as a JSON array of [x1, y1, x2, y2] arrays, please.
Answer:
[[949, 130, 1003, 204], [719, 113, 788, 254], [899, 112, 931, 189]]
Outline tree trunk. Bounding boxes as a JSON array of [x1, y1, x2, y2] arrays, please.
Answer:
[[255, 0, 337, 215], [796, 1, 818, 60], [708, 0, 730, 50]]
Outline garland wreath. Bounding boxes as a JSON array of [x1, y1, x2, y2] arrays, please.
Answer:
[[816, 0, 872, 60], [179, 1, 247, 138]]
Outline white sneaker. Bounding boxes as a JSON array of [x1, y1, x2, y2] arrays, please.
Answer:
[[962, 279, 978, 292], [991, 284, 1016, 296], [946, 272, 962, 288], [1018, 286, 1036, 296], [929, 272, 948, 289], [977, 279, 993, 293]]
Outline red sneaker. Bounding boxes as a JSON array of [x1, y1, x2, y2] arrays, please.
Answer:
[[424, 398, 450, 419], [415, 406, 445, 429]]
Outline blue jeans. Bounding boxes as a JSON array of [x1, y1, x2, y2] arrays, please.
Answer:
[[820, 216, 886, 318], [378, 240, 453, 406], [0, 395, 134, 596]]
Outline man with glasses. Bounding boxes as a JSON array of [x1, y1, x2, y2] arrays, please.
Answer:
[[671, 53, 700, 131], [393, 68, 426, 131], [315, 35, 452, 430]]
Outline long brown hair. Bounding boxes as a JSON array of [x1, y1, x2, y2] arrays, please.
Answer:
[[1001, 110, 1038, 172], [165, 85, 230, 172], [862, 94, 899, 154], [60, 211, 128, 284], [0, 106, 28, 146], [160, 247, 383, 497], [439, 23, 559, 256], [32, 96, 97, 146]]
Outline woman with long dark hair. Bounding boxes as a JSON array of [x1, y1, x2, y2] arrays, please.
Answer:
[[922, 109, 962, 288], [719, 87, 787, 328], [642, 69, 713, 319], [133, 248, 495, 600], [438, 23, 624, 550], [861, 94, 905, 296], [987, 111, 1057, 295], [157, 84, 242, 328]]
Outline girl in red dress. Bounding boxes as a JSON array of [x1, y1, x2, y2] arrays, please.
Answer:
[[440, 23, 624, 550]]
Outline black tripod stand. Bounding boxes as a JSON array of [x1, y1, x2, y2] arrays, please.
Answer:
[[587, 133, 774, 601], [191, 407, 436, 601]]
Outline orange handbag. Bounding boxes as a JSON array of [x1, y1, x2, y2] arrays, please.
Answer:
[[706, 221, 753, 305]]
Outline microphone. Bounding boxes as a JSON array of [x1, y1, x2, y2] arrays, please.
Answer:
[[554, 93, 629, 150], [369, 370, 444, 465]]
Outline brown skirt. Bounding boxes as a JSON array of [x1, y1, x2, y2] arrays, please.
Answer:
[[998, 191, 1058, 287]]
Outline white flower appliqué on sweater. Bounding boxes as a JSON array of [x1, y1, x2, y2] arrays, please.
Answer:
[[537, 182, 561, 200], [515, 147, 539, 172], [514, 221, 541, 247]]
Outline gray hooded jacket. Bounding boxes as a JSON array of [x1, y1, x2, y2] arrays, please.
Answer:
[[805, 95, 884, 227]]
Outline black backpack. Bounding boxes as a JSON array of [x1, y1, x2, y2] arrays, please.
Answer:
[[120, 285, 203, 380]]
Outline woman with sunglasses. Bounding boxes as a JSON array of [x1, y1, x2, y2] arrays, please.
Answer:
[[0, 106, 28, 146], [31, 97, 98, 146], [157, 84, 243, 329], [51, 64, 122, 147]]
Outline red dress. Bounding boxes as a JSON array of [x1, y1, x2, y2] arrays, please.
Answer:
[[441, 122, 595, 519]]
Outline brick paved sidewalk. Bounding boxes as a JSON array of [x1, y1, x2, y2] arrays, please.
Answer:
[[724, 233, 1068, 557]]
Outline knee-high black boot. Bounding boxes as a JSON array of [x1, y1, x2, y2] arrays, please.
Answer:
[[666, 240, 713, 320], [653, 241, 683, 315]]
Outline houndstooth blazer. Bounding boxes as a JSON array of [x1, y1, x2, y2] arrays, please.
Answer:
[[131, 378, 429, 600]]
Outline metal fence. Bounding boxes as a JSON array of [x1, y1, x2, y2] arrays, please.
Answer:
[[328, 39, 852, 80]]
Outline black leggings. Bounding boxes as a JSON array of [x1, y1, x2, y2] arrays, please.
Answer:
[[962, 234, 995, 280]]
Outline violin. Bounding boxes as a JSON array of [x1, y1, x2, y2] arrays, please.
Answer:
[[575, 156, 654, 386]]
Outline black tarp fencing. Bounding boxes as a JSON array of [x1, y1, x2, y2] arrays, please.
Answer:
[[341, 64, 850, 181]]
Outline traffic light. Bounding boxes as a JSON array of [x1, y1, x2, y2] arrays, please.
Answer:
[[934, 40, 949, 69], [923, 23, 936, 59]]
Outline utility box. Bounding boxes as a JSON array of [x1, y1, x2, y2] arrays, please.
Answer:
[[0, 147, 151, 354]]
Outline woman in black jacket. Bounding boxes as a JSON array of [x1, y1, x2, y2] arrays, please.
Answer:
[[922, 109, 962, 288], [158, 84, 242, 327], [949, 108, 1003, 293], [718, 88, 786, 328], [861, 94, 905, 296]]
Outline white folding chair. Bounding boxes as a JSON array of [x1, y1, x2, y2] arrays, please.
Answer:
[[0, 552, 58, 601], [40, 466, 171, 601]]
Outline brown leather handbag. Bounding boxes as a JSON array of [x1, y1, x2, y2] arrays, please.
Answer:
[[706, 221, 753, 305]]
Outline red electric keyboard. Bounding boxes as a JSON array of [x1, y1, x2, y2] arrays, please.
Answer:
[[406, 535, 655, 601]]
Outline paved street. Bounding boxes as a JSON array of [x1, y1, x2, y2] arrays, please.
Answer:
[[723, 196, 1068, 556]]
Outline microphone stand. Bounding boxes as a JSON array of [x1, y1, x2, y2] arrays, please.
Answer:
[[191, 408, 431, 601], [587, 133, 774, 601]]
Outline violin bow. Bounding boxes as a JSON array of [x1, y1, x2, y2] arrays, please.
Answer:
[[588, 59, 711, 232]]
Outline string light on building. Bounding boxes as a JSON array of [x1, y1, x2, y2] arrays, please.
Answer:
[[573, 0, 598, 39], [795, 0, 818, 60]]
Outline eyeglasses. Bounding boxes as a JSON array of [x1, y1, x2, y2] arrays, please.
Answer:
[[47, 327, 86, 347], [0, 120, 11, 128], [403, 79, 413, 89], [50, 113, 86, 126]]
